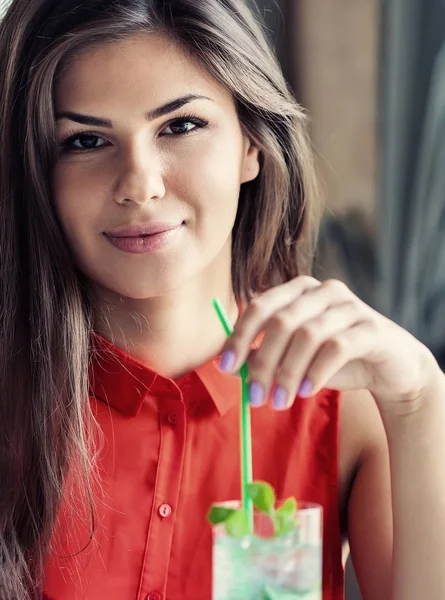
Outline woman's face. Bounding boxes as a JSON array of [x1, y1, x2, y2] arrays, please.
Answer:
[[52, 33, 259, 299]]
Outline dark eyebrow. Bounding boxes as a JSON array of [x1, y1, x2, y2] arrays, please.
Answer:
[[55, 94, 213, 128]]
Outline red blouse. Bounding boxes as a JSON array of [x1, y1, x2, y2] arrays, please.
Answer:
[[43, 332, 344, 599]]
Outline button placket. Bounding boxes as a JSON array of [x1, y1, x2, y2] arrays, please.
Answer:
[[139, 389, 186, 598]]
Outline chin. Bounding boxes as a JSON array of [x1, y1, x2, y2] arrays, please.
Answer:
[[88, 267, 196, 301], [78, 247, 214, 301]]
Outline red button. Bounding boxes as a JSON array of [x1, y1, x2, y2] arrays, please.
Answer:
[[158, 503, 172, 518], [167, 412, 177, 426], [146, 593, 162, 600]]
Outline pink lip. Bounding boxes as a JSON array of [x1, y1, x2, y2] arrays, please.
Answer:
[[104, 223, 183, 254], [105, 222, 182, 237]]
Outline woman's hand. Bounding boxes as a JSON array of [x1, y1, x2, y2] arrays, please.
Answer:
[[219, 276, 442, 414]]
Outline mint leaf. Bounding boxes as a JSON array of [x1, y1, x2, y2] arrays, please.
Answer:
[[277, 497, 297, 514], [247, 481, 276, 514], [261, 588, 275, 600], [207, 505, 249, 539], [273, 497, 298, 537], [207, 486, 299, 541], [225, 509, 249, 539], [262, 585, 302, 599], [207, 506, 236, 526], [273, 512, 299, 537]]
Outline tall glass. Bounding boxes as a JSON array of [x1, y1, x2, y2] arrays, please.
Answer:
[[212, 502, 322, 600]]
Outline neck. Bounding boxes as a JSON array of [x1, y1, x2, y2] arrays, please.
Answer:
[[92, 268, 238, 380]]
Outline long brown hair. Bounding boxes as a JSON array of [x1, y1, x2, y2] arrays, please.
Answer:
[[0, 0, 320, 597]]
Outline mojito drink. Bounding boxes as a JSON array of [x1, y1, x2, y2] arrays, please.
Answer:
[[212, 503, 322, 600]]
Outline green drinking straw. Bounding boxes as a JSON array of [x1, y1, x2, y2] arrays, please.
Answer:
[[213, 298, 254, 534]]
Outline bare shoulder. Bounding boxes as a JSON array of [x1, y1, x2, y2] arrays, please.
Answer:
[[338, 389, 392, 598]]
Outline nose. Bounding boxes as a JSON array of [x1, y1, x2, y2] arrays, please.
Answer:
[[113, 145, 166, 206]]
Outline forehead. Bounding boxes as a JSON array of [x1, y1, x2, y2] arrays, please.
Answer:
[[54, 33, 233, 113]]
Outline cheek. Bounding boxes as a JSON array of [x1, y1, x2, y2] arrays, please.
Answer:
[[51, 162, 108, 232], [169, 134, 243, 227], [50, 162, 113, 276]]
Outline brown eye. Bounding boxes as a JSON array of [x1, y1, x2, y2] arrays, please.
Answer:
[[161, 117, 208, 136], [61, 133, 109, 152]]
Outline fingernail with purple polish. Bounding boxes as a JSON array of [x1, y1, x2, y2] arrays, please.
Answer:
[[220, 350, 237, 372], [298, 378, 313, 398], [273, 386, 288, 410], [249, 381, 265, 406]]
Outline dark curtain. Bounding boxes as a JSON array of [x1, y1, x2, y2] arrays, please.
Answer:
[[379, 0, 445, 367]]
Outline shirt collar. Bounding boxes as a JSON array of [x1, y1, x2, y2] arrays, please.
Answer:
[[89, 331, 259, 418]]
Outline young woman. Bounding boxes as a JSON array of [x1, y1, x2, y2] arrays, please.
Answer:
[[1, 1, 444, 599]]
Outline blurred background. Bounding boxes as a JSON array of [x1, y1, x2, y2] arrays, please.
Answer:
[[258, 0, 445, 368], [2, 0, 444, 598], [255, 0, 445, 598]]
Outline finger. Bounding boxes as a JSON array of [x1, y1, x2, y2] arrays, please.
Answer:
[[222, 277, 353, 374], [221, 276, 321, 373], [272, 301, 363, 410], [246, 291, 357, 406], [303, 320, 376, 397]]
